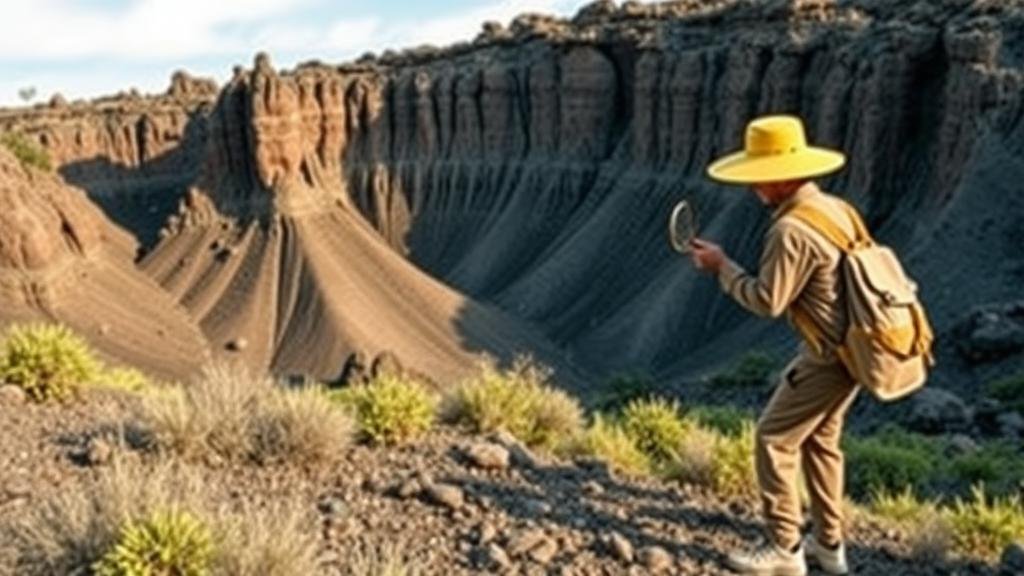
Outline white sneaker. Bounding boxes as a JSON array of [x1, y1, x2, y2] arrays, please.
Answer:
[[726, 542, 807, 575], [803, 535, 849, 575]]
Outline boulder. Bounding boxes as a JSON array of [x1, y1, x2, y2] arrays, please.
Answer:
[[1001, 541, 1024, 575], [955, 302, 1024, 364], [907, 388, 972, 434]]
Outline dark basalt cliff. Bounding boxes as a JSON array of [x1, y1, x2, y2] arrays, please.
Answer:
[[3, 0, 1023, 385]]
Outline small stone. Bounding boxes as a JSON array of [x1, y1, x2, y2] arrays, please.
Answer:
[[481, 543, 512, 570], [425, 483, 464, 510], [0, 385, 27, 405], [3, 477, 31, 500], [528, 537, 559, 564], [1001, 541, 1024, 573], [608, 532, 634, 563], [491, 431, 541, 468], [998, 412, 1024, 439], [639, 546, 673, 572], [582, 480, 605, 496], [85, 438, 114, 466], [523, 498, 552, 517], [466, 443, 511, 470], [947, 433, 979, 455], [317, 496, 347, 516], [477, 522, 498, 544], [507, 528, 548, 557], [395, 478, 422, 499], [226, 338, 248, 352]]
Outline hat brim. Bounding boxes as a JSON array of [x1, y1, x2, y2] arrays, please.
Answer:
[[707, 147, 846, 184]]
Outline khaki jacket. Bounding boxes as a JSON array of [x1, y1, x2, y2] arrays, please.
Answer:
[[717, 183, 854, 360]]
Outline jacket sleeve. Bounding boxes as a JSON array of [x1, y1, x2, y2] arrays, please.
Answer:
[[716, 221, 818, 318]]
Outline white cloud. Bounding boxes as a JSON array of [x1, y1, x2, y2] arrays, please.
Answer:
[[0, 0, 311, 61], [0, 0, 601, 105], [360, 0, 589, 51]]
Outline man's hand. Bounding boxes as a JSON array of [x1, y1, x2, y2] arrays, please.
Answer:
[[690, 238, 727, 274]]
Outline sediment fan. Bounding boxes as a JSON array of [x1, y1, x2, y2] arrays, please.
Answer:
[[668, 200, 698, 255]]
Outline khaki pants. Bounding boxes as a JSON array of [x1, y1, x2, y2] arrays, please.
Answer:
[[756, 351, 859, 550]]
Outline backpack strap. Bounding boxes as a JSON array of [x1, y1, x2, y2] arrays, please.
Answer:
[[775, 198, 872, 357], [781, 200, 873, 254]]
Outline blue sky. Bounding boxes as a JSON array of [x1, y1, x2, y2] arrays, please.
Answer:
[[0, 0, 597, 106]]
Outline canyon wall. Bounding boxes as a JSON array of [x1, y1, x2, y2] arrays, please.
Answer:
[[3, 0, 1024, 385]]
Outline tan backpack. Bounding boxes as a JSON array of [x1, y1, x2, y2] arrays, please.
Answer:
[[784, 200, 934, 402]]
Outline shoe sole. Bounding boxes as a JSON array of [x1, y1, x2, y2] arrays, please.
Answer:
[[806, 555, 848, 575], [725, 560, 807, 576]]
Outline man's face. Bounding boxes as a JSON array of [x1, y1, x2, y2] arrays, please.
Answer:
[[752, 181, 803, 205]]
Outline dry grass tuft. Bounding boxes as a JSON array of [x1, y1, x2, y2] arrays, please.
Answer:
[[443, 357, 582, 452], [140, 363, 353, 465], [0, 456, 318, 576], [345, 537, 423, 576]]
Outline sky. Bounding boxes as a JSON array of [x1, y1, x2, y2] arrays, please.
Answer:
[[0, 0, 598, 106]]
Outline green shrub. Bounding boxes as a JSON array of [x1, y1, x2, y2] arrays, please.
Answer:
[[946, 485, 1024, 562], [988, 374, 1024, 413], [593, 373, 657, 411], [710, 422, 757, 498], [711, 352, 778, 388], [687, 405, 755, 437], [443, 359, 582, 452], [0, 323, 101, 402], [93, 509, 214, 576], [843, 427, 939, 498], [1, 132, 51, 171], [577, 414, 651, 477], [948, 442, 1024, 496], [333, 374, 436, 445], [620, 397, 690, 462]]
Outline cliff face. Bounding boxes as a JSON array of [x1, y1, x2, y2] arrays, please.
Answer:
[[0, 148, 208, 379], [4, 0, 1024, 384], [0, 73, 216, 247]]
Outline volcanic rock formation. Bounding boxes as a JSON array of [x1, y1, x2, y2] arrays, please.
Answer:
[[138, 55, 579, 384], [3, 0, 1024, 388], [0, 148, 208, 379]]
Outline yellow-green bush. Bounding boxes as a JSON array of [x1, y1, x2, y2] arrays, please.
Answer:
[[620, 397, 690, 462], [0, 323, 101, 402], [443, 359, 582, 452], [1, 132, 51, 171], [97, 367, 152, 393], [946, 485, 1024, 562], [332, 374, 437, 445], [710, 422, 757, 498], [577, 414, 651, 477], [93, 509, 214, 576], [869, 487, 938, 525]]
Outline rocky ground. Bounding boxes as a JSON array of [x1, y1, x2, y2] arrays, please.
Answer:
[[0, 388, 1004, 576]]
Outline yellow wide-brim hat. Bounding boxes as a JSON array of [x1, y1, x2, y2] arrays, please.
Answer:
[[707, 115, 846, 184]]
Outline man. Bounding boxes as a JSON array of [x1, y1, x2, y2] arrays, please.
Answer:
[[690, 115, 857, 576]]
